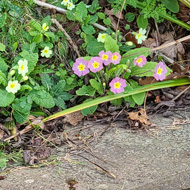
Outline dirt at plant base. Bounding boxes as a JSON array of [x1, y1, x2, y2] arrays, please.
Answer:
[[0, 111, 190, 190]]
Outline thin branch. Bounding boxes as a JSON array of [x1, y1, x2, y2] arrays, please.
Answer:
[[51, 18, 80, 57], [32, 0, 107, 31]]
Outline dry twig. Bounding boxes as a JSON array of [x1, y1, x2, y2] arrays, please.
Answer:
[[51, 18, 81, 57]]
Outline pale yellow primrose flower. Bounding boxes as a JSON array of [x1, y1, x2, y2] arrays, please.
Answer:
[[67, 2, 75, 10], [61, 0, 70, 6], [41, 46, 52, 58], [6, 80, 21, 94], [97, 33, 107, 43], [135, 28, 147, 44], [42, 23, 49, 32], [18, 59, 28, 77]]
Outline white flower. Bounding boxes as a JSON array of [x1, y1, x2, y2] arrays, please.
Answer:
[[61, 0, 70, 6], [97, 33, 107, 43], [67, 2, 75, 10], [18, 59, 28, 77], [135, 28, 147, 44], [42, 23, 49, 32], [6, 80, 21, 94], [41, 46, 52, 58]]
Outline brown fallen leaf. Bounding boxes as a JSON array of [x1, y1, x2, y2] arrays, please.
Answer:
[[63, 111, 84, 126], [128, 108, 151, 125], [105, 8, 124, 19]]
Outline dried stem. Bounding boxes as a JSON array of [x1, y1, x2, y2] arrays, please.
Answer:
[[51, 18, 81, 57], [32, 0, 107, 31]]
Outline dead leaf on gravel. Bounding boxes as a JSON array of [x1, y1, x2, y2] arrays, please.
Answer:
[[0, 176, 5, 180], [63, 111, 84, 126], [128, 109, 151, 125]]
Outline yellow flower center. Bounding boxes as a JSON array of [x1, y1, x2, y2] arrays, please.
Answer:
[[68, 3, 71, 7], [136, 58, 142, 64], [44, 50, 48, 53], [101, 35, 105, 39], [21, 65, 24, 70], [112, 55, 118, 61], [92, 61, 99, 68], [138, 33, 141, 38], [157, 67, 162, 75], [10, 84, 15, 88], [114, 82, 121, 89], [43, 26, 48, 30], [78, 63, 85, 71], [102, 54, 108, 60]]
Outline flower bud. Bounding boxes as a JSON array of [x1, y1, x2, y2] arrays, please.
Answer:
[[126, 41, 133, 46], [9, 70, 15, 76], [23, 76, 28, 81]]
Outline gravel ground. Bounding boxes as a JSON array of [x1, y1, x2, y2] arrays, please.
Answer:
[[0, 111, 190, 190]]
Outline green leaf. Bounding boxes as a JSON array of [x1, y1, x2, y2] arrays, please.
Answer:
[[81, 99, 98, 116], [54, 96, 66, 110], [88, 0, 100, 13], [41, 16, 51, 26], [0, 158, 7, 169], [130, 61, 172, 77], [0, 90, 15, 107], [110, 98, 122, 106], [30, 19, 42, 31], [12, 97, 32, 123], [137, 15, 148, 29], [44, 32, 55, 40], [104, 35, 119, 53], [58, 92, 73, 101], [132, 92, 145, 105], [0, 57, 8, 73], [30, 90, 55, 108], [75, 2, 87, 22], [20, 85, 33, 92], [0, 43, 5, 51], [86, 40, 105, 55], [0, 70, 7, 86], [103, 18, 111, 26], [160, 0, 179, 13], [90, 79, 104, 95], [0, 13, 7, 28], [82, 25, 95, 35], [89, 15, 98, 24], [125, 12, 135, 22], [32, 33, 43, 44], [52, 80, 66, 96], [66, 11, 76, 21], [41, 73, 52, 91], [121, 48, 151, 64], [97, 12, 105, 19], [76, 85, 96, 96]]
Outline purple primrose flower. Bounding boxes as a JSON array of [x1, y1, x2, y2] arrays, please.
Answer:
[[72, 58, 89, 77], [88, 57, 103, 73], [110, 52, 121, 65], [99, 50, 112, 66], [154, 62, 167, 81], [109, 77, 127, 94], [134, 55, 147, 67]]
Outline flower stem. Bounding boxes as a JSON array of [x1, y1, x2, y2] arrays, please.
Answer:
[[179, 0, 190, 8]]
